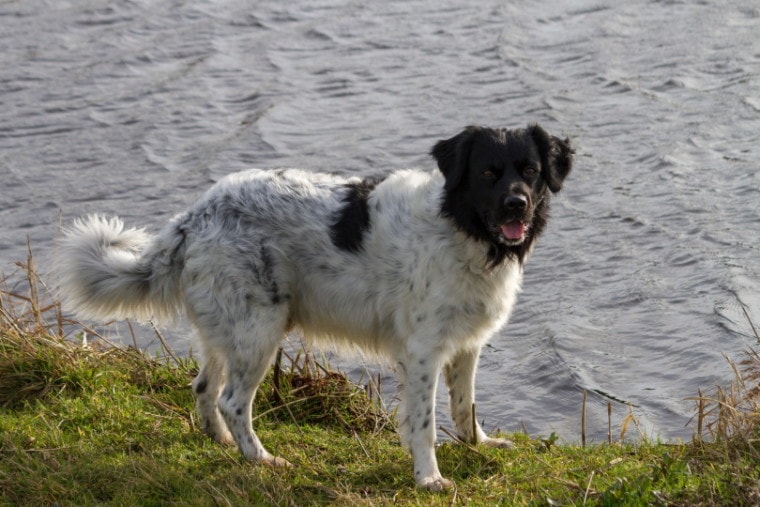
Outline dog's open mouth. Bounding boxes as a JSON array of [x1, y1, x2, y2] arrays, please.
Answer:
[[494, 220, 528, 244]]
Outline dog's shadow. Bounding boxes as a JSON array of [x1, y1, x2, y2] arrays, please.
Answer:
[[436, 441, 507, 480], [321, 440, 506, 492]]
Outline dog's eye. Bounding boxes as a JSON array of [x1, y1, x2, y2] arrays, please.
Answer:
[[522, 165, 538, 178], [482, 169, 497, 180]]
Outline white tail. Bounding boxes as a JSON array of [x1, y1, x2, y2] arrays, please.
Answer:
[[55, 215, 185, 324]]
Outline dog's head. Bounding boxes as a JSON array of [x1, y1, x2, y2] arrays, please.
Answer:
[[432, 124, 573, 265]]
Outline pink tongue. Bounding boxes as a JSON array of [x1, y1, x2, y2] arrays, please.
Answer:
[[501, 221, 525, 240]]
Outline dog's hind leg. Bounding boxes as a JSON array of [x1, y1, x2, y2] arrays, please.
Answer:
[[192, 345, 234, 445], [444, 347, 513, 448], [182, 236, 296, 466], [215, 305, 291, 467]]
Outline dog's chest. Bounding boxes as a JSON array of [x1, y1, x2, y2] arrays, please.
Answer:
[[454, 263, 521, 323], [395, 258, 523, 352]]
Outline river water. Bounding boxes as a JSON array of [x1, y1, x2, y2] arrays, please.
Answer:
[[1, 0, 758, 442]]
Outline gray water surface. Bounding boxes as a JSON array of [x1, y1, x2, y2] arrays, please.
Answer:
[[1, 0, 759, 442]]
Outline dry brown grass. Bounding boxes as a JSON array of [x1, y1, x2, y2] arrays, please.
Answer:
[[680, 309, 760, 506], [708, 349, 760, 442], [0, 244, 392, 432], [692, 307, 760, 447]]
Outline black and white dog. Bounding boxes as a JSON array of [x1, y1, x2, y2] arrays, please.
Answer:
[[56, 125, 573, 490]]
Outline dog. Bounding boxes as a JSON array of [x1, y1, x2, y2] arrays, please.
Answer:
[[56, 125, 573, 490]]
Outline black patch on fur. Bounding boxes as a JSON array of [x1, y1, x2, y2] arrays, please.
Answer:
[[194, 378, 208, 395], [259, 245, 283, 305], [244, 244, 286, 306], [330, 177, 384, 253]]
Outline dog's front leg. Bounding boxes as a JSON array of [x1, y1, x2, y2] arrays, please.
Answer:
[[444, 347, 514, 448], [396, 356, 454, 491]]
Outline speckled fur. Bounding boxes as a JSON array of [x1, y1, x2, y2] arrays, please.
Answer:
[[55, 125, 572, 491]]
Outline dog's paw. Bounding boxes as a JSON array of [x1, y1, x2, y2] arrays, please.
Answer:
[[418, 475, 455, 492], [481, 436, 514, 449], [200, 417, 235, 446], [202, 426, 235, 446], [213, 430, 236, 447], [260, 455, 293, 469]]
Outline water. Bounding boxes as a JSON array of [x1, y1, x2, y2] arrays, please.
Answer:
[[1, 0, 758, 442]]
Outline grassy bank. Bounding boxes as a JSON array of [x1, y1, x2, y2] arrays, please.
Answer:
[[1, 258, 759, 505]]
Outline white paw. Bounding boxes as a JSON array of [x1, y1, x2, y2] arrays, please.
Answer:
[[202, 425, 235, 446], [418, 475, 455, 491], [481, 436, 514, 449], [214, 429, 235, 446], [260, 454, 293, 469]]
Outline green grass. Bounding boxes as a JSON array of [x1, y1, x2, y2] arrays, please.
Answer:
[[1, 257, 759, 505]]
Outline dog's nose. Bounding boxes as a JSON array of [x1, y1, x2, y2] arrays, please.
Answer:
[[504, 195, 528, 212]]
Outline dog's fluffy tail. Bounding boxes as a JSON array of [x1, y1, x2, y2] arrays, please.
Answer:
[[55, 215, 186, 324]]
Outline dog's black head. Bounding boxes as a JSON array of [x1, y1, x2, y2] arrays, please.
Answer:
[[432, 124, 573, 266]]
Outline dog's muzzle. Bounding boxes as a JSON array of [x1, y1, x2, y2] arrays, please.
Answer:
[[491, 194, 532, 244]]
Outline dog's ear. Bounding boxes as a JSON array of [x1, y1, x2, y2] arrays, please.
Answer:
[[529, 124, 574, 193], [431, 126, 479, 191]]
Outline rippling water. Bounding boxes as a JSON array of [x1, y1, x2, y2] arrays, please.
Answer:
[[1, 0, 758, 441]]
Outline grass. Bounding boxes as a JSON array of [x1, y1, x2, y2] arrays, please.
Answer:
[[1, 252, 759, 505]]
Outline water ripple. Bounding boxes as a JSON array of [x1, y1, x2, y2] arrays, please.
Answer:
[[0, 0, 758, 442]]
